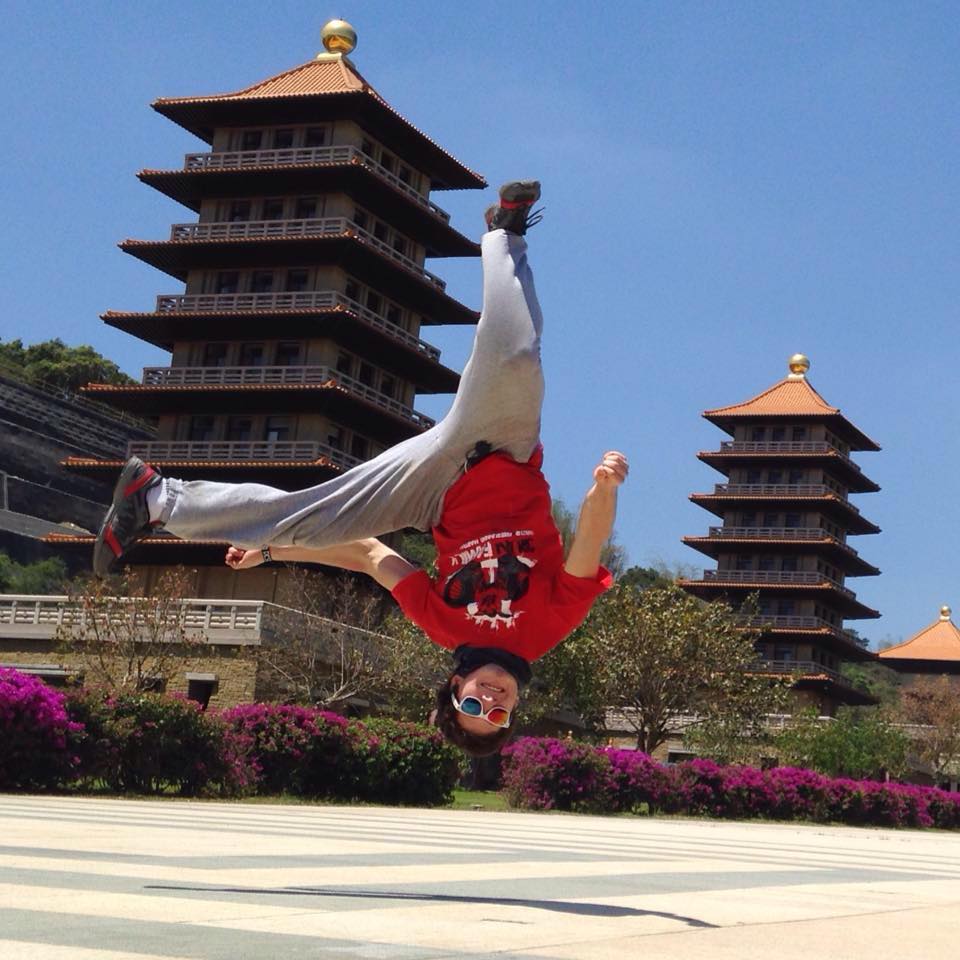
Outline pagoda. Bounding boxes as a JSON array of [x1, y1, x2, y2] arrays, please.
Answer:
[[680, 354, 881, 713], [879, 606, 960, 678], [59, 19, 485, 597]]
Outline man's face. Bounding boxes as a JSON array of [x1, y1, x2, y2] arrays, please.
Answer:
[[452, 664, 519, 736]]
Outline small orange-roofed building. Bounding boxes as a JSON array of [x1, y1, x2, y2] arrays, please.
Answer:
[[879, 605, 960, 681], [680, 354, 882, 714]]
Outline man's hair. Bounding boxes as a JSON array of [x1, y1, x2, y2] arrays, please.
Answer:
[[432, 674, 513, 757]]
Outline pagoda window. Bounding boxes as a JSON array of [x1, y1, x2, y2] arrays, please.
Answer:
[[741, 511, 757, 526], [792, 427, 808, 441], [265, 417, 291, 442], [360, 137, 374, 157], [751, 427, 765, 441], [393, 235, 407, 256], [275, 342, 302, 366], [250, 271, 274, 294], [784, 512, 801, 528], [397, 163, 416, 189], [328, 425, 343, 449], [745, 468, 762, 484], [345, 279, 361, 301], [336, 353, 353, 376], [305, 126, 328, 148], [272, 129, 295, 149], [351, 435, 370, 459], [763, 512, 779, 527], [352, 209, 369, 231], [357, 362, 375, 387], [294, 197, 320, 220], [215, 271, 240, 294], [386, 304, 403, 327], [373, 220, 388, 242], [770, 427, 786, 442], [774, 645, 795, 661], [379, 152, 396, 174], [767, 469, 782, 484], [189, 416, 216, 442], [262, 198, 285, 220], [240, 130, 263, 151], [788, 469, 805, 484], [776, 601, 796, 616], [735, 555, 753, 571], [380, 375, 396, 399], [781, 557, 798, 572], [758, 556, 775, 572], [285, 269, 310, 292], [757, 598, 773, 614], [366, 291, 382, 315], [227, 417, 253, 442], [202, 343, 229, 367], [227, 200, 252, 222], [239, 343, 266, 367]]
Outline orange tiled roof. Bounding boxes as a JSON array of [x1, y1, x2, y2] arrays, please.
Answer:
[[705, 377, 839, 418], [879, 612, 960, 662]]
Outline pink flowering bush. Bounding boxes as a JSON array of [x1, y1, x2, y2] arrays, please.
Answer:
[[0, 668, 81, 790], [499, 735, 960, 829]]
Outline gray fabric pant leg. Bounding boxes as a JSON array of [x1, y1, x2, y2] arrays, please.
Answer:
[[159, 229, 544, 550]]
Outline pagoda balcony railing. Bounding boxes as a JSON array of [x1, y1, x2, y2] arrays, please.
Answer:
[[711, 483, 858, 511], [154, 291, 441, 361], [739, 615, 863, 645], [126, 440, 362, 472], [140, 365, 436, 430], [749, 659, 844, 684], [706, 526, 861, 557], [183, 145, 451, 223], [702, 568, 856, 598], [169, 217, 446, 290], [718, 441, 862, 473]]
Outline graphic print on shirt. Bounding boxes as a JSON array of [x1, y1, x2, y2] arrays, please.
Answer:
[[441, 530, 536, 629]]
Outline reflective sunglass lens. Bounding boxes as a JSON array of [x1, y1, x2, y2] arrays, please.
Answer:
[[459, 697, 483, 716], [486, 708, 510, 727]]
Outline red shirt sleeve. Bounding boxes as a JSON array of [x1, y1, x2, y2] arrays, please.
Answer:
[[390, 569, 457, 650]]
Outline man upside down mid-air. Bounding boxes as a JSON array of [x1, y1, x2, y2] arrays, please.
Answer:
[[94, 180, 629, 755]]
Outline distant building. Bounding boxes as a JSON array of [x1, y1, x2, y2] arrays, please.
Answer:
[[879, 605, 960, 682], [680, 354, 881, 714]]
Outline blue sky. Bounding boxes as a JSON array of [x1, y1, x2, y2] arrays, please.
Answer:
[[4, 1, 959, 647]]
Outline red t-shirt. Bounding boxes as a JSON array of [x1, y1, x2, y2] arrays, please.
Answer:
[[392, 448, 612, 662]]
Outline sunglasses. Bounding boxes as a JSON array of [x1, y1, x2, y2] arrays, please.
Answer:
[[451, 692, 512, 728]]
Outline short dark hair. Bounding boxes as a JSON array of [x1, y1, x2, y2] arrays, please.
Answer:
[[432, 674, 513, 757]]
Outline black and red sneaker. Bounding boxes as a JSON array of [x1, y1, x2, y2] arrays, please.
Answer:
[[484, 180, 543, 235], [93, 457, 163, 577]]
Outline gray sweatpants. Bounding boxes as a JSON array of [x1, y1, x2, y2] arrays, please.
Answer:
[[158, 229, 545, 549]]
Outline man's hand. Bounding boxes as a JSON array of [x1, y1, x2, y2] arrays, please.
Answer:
[[225, 546, 263, 570], [593, 450, 629, 489]]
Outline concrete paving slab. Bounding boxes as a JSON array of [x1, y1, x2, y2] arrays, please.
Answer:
[[0, 795, 958, 959]]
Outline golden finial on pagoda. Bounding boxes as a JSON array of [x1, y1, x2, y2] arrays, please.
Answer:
[[787, 353, 810, 379], [940, 605, 952, 621], [318, 19, 357, 59]]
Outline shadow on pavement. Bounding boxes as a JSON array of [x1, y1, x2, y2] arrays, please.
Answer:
[[146, 884, 716, 926]]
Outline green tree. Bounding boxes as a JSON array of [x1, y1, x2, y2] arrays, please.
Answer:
[[551, 498, 627, 578], [0, 338, 134, 393], [0, 551, 68, 594], [773, 706, 909, 779], [572, 583, 790, 754], [841, 660, 903, 706], [617, 565, 674, 591]]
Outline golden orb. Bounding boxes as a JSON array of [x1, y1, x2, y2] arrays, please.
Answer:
[[788, 353, 810, 377], [941, 605, 952, 620], [321, 19, 357, 55]]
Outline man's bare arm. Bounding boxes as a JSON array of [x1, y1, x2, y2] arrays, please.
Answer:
[[224, 538, 417, 591], [563, 451, 629, 579]]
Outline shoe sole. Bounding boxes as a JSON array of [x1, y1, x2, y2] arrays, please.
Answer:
[[92, 458, 147, 578], [500, 180, 541, 204]]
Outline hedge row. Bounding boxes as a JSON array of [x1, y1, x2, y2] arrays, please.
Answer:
[[0, 668, 462, 804], [501, 737, 960, 829]]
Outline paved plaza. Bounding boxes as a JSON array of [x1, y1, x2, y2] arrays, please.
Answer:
[[1, 795, 959, 959]]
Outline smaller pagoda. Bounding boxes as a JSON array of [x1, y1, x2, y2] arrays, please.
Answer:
[[879, 606, 960, 678], [680, 354, 881, 714]]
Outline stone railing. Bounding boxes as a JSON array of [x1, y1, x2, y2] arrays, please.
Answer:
[[153, 290, 441, 361], [748, 659, 844, 683], [702, 568, 855, 598], [139, 364, 435, 431], [168, 217, 446, 290], [126, 440, 361, 472], [705, 526, 860, 557], [182, 144, 450, 222], [718, 440, 862, 473], [738, 615, 864, 646]]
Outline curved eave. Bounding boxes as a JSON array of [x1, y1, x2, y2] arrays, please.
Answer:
[[703, 413, 879, 452], [151, 90, 486, 191], [79, 383, 426, 446], [877, 656, 960, 673], [118, 233, 478, 325], [61, 456, 343, 489], [752, 626, 876, 661], [138, 164, 480, 258], [696, 451, 879, 493], [101, 310, 461, 393], [679, 579, 880, 620], [681, 536, 880, 577], [749, 671, 878, 706], [688, 493, 881, 535], [44, 532, 231, 567]]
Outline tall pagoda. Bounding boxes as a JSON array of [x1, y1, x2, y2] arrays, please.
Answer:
[[61, 19, 485, 598], [680, 354, 881, 714]]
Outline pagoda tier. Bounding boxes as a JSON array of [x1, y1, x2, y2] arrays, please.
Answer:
[[682, 531, 878, 577], [103, 300, 460, 393], [138, 152, 477, 257], [697, 444, 879, 493], [680, 355, 881, 713], [149, 57, 485, 191]]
